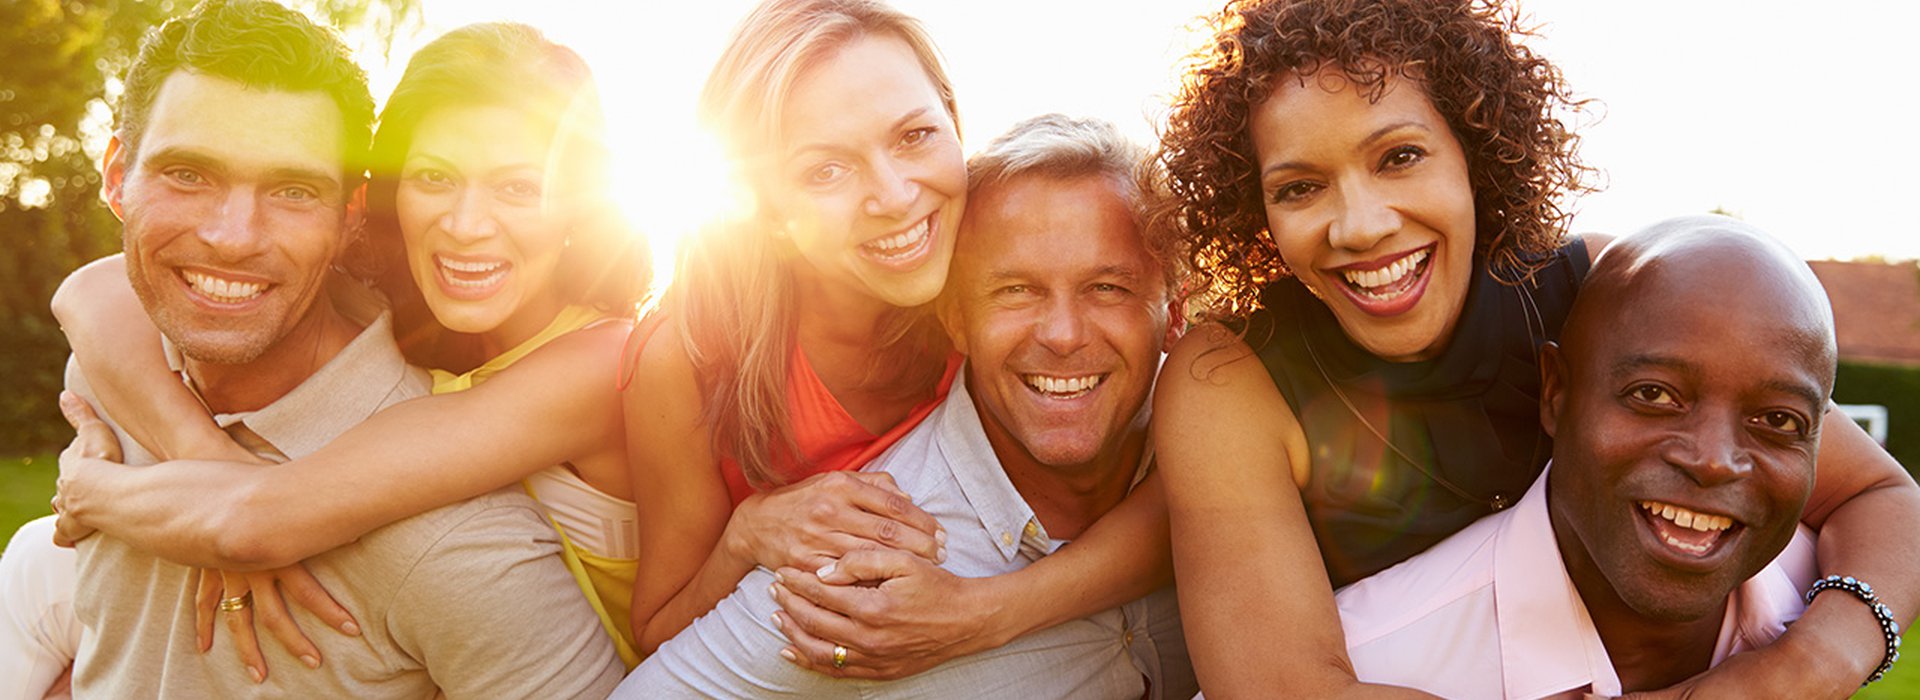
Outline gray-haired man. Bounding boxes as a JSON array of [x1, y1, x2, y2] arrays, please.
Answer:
[[620, 114, 1194, 699]]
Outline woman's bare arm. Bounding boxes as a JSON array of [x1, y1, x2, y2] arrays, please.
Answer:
[[58, 322, 631, 570], [622, 322, 742, 654], [1156, 324, 1433, 699], [623, 322, 945, 654], [51, 254, 255, 463]]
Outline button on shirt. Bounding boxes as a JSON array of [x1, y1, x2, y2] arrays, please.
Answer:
[[622, 376, 1192, 699], [1334, 463, 1817, 699]]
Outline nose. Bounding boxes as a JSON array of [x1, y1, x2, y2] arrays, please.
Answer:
[[197, 187, 269, 260], [1661, 404, 1755, 487], [862, 157, 918, 219], [442, 187, 498, 244], [1327, 178, 1402, 252], [1034, 294, 1090, 357]]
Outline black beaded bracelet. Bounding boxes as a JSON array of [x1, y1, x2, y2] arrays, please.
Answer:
[[1804, 574, 1903, 686]]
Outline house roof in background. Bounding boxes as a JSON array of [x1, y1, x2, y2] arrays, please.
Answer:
[[1809, 260, 1920, 366]]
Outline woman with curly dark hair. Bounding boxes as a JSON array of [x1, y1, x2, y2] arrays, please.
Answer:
[[1151, 0, 1918, 695]]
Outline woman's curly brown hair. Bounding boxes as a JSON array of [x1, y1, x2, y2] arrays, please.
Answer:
[[1150, 0, 1593, 320]]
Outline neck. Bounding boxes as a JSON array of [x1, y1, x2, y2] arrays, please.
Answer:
[[480, 293, 570, 358], [1550, 502, 1725, 692], [791, 264, 900, 350], [975, 385, 1146, 540], [184, 298, 361, 415]]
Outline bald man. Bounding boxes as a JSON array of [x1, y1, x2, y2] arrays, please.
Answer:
[[1333, 215, 1837, 698]]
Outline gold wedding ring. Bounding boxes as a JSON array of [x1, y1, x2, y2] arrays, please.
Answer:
[[218, 593, 251, 613], [832, 644, 849, 669]]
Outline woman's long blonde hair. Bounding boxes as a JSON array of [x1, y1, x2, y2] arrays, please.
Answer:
[[671, 0, 957, 489]]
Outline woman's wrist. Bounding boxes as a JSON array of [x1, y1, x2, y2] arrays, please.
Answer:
[[964, 572, 1026, 652]]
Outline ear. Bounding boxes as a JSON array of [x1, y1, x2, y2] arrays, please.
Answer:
[[101, 136, 129, 221], [1161, 295, 1185, 352], [345, 181, 368, 232], [937, 296, 968, 356], [1540, 341, 1566, 439]]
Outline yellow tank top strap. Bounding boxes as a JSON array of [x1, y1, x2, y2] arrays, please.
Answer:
[[430, 305, 606, 394], [523, 478, 642, 669]]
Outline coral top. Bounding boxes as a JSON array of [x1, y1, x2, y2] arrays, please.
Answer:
[[721, 343, 963, 506]]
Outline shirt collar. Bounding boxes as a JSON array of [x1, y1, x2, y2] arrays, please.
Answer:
[[933, 369, 1057, 563], [1491, 462, 1623, 698], [165, 283, 415, 460]]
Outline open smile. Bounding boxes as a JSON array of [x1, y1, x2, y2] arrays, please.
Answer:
[[433, 254, 512, 300], [178, 268, 271, 308], [1327, 244, 1434, 316], [858, 212, 938, 270], [1020, 372, 1108, 401], [1634, 498, 1745, 564]]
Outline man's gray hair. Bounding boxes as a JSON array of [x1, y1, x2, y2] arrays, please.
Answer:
[[967, 113, 1146, 198]]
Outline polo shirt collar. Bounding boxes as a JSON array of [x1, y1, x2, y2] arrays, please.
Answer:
[[934, 371, 1056, 563], [1490, 462, 1622, 698], [166, 292, 410, 461]]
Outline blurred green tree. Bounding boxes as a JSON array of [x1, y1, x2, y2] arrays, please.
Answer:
[[0, 0, 417, 454]]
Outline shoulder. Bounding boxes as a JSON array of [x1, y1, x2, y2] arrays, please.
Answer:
[[343, 490, 556, 580], [622, 315, 702, 406], [1156, 323, 1297, 438]]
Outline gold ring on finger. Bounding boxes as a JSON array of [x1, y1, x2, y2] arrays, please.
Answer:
[[218, 593, 252, 613], [832, 644, 848, 669]]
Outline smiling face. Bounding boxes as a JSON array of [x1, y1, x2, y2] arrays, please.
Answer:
[[1251, 71, 1477, 362], [769, 32, 966, 309], [946, 173, 1168, 469], [395, 104, 572, 347], [111, 71, 349, 365], [1544, 226, 1834, 622]]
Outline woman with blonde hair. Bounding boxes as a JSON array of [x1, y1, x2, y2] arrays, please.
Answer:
[[622, 0, 1179, 676]]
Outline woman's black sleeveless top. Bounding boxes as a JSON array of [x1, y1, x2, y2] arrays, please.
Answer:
[[1242, 240, 1589, 587]]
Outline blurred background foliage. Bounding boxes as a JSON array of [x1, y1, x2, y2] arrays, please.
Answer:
[[0, 0, 417, 454]]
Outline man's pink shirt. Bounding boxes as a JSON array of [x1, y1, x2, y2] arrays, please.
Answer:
[[1334, 463, 1817, 699]]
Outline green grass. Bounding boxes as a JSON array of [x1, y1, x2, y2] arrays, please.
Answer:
[[0, 454, 56, 553], [0, 452, 1913, 692], [1856, 647, 1919, 699]]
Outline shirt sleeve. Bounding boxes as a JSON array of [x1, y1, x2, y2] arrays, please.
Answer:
[[386, 499, 624, 700]]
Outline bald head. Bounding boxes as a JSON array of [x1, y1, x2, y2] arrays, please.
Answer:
[[1543, 214, 1837, 628], [1570, 215, 1837, 388]]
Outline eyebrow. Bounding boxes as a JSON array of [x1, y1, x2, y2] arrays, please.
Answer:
[[787, 107, 932, 162], [980, 264, 1144, 284], [1611, 353, 1827, 410], [1260, 120, 1430, 180], [403, 151, 542, 179], [145, 146, 342, 191]]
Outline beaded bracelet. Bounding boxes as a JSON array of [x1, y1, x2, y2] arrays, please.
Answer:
[[1804, 574, 1903, 686]]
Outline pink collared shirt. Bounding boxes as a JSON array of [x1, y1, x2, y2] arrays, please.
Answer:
[[1334, 463, 1817, 699]]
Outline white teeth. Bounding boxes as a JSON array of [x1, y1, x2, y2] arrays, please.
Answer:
[[864, 218, 932, 258], [437, 256, 509, 289], [1022, 374, 1104, 398], [439, 257, 505, 273], [1638, 500, 1733, 532], [182, 270, 265, 303], [1342, 249, 1429, 293]]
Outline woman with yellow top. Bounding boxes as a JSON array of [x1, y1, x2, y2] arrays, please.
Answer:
[[48, 22, 651, 676]]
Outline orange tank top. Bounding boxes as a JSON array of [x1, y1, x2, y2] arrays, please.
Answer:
[[719, 345, 962, 505], [618, 314, 962, 507]]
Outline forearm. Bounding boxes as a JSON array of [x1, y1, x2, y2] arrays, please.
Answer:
[[1782, 481, 1920, 695], [60, 455, 275, 568], [636, 522, 758, 653], [978, 473, 1174, 650]]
